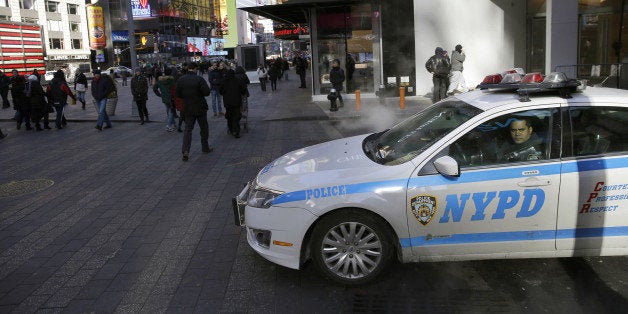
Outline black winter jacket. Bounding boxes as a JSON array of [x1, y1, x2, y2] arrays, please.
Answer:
[[176, 72, 210, 116]]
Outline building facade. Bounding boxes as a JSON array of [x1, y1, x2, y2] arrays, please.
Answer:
[[0, 0, 91, 75], [239, 0, 628, 99]]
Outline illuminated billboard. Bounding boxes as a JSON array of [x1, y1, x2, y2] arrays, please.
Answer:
[[187, 37, 228, 56], [132, 0, 156, 20]]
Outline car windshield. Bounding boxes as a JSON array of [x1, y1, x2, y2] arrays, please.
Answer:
[[363, 100, 483, 165]]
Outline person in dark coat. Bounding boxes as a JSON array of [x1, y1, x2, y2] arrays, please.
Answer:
[[220, 69, 247, 138], [268, 61, 280, 92], [329, 59, 345, 111], [0, 70, 10, 109], [207, 62, 224, 116], [11, 73, 30, 130], [295, 53, 308, 88], [91, 69, 112, 130], [154, 67, 176, 131], [46, 70, 75, 129], [425, 47, 451, 103], [73, 69, 88, 109], [346, 53, 356, 92], [131, 68, 150, 124], [26, 75, 49, 131], [176, 63, 212, 161]]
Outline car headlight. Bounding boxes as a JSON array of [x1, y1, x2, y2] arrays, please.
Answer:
[[247, 187, 282, 209]]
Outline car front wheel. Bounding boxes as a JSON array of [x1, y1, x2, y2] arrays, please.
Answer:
[[311, 210, 393, 285]]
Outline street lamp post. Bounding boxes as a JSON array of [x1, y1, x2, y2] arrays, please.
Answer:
[[126, 1, 138, 70]]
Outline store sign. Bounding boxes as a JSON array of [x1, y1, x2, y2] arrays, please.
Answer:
[[132, 0, 153, 19], [112, 30, 129, 42], [273, 24, 309, 40], [48, 55, 90, 60]]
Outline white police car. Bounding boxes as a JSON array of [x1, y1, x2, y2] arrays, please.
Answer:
[[233, 72, 628, 285]]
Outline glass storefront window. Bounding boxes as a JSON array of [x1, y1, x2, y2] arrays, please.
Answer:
[[314, 4, 374, 95]]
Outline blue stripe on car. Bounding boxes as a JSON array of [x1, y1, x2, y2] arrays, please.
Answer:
[[399, 226, 628, 247]]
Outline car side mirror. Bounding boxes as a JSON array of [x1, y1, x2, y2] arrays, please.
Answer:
[[433, 156, 460, 177]]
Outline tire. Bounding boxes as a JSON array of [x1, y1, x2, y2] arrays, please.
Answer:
[[311, 210, 394, 285]]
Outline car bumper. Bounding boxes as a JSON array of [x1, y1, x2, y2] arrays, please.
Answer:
[[233, 183, 317, 270]]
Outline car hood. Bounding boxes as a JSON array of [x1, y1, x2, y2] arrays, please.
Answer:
[[256, 135, 380, 191]]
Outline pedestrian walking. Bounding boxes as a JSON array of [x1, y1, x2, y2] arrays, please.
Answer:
[[131, 68, 150, 124], [257, 64, 268, 92], [11, 73, 31, 130], [46, 70, 75, 129], [282, 58, 290, 80], [447, 44, 468, 95], [73, 69, 88, 109], [329, 59, 345, 111], [268, 62, 280, 92], [220, 69, 247, 138], [26, 75, 50, 131], [295, 53, 308, 88], [91, 69, 112, 131], [120, 68, 129, 86], [154, 67, 176, 131], [176, 63, 212, 161], [208, 62, 224, 116], [0, 70, 10, 109], [425, 47, 451, 103]]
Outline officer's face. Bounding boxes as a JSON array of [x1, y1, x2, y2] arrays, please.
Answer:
[[510, 120, 533, 144]]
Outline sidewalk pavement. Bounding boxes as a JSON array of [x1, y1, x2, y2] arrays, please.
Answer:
[[0, 73, 433, 124]]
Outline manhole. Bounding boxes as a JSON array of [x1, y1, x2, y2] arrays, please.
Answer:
[[225, 156, 270, 167], [0, 179, 55, 198]]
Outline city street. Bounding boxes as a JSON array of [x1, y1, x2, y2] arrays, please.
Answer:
[[0, 73, 627, 313]]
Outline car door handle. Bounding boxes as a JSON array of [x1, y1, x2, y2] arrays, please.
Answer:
[[517, 178, 551, 187]]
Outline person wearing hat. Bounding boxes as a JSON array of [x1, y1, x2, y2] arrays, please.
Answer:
[[91, 69, 113, 131], [425, 47, 451, 103], [131, 68, 149, 125], [26, 74, 49, 131], [447, 44, 468, 95], [176, 62, 212, 161]]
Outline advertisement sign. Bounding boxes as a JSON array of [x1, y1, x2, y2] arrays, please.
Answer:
[[273, 24, 309, 40], [187, 37, 228, 56], [112, 30, 129, 42], [132, 0, 155, 20], [86, 5, 106, 49], [222, 0, 238, 48]]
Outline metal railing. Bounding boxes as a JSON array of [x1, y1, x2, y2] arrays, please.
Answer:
[[554, 63, 628, 89]]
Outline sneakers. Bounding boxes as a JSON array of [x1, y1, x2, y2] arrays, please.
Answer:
[[182, 152, 189, 161], [95, 125, 102, 131], [104, 125, 112, 129], [166, 127, 174, 132]]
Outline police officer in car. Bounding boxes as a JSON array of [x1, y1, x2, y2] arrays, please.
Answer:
[[496, 117, 544, 162]]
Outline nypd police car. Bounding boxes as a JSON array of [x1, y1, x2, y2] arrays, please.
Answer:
[[233, 72, 628, 285]]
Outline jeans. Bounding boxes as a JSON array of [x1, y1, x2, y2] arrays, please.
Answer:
[[284, 71, 289, 80], [182, 113, 209, 153], [210, 89, 222, 114], [432, 75, 448, 103], [96, 98, 111, 127], [53, 103, 66, 127], [164, 101, 175, 127], [76, 91, 86, 104]]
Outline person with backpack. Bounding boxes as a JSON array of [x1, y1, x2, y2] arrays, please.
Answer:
[[425, 47, 451, 103], [46, 70, 76, 129]]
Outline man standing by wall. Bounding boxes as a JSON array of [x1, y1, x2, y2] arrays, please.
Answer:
[[176, 63, 212, 161], [447, 44, 468, 95], [425, 47, 451, 103]]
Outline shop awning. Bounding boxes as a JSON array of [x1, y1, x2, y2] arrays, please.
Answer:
[[238, 0, 361, 24]]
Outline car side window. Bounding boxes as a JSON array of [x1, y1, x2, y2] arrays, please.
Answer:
[[446, 108, 556, 168], [569, 106, 628, 156]]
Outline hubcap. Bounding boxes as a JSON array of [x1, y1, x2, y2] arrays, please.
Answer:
[[321, 222, 382, 279]]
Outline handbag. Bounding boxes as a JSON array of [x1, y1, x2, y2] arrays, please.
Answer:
[[75, 83, 86, 92]]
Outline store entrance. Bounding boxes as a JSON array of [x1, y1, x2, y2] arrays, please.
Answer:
[[313, 4, 375, 95]]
